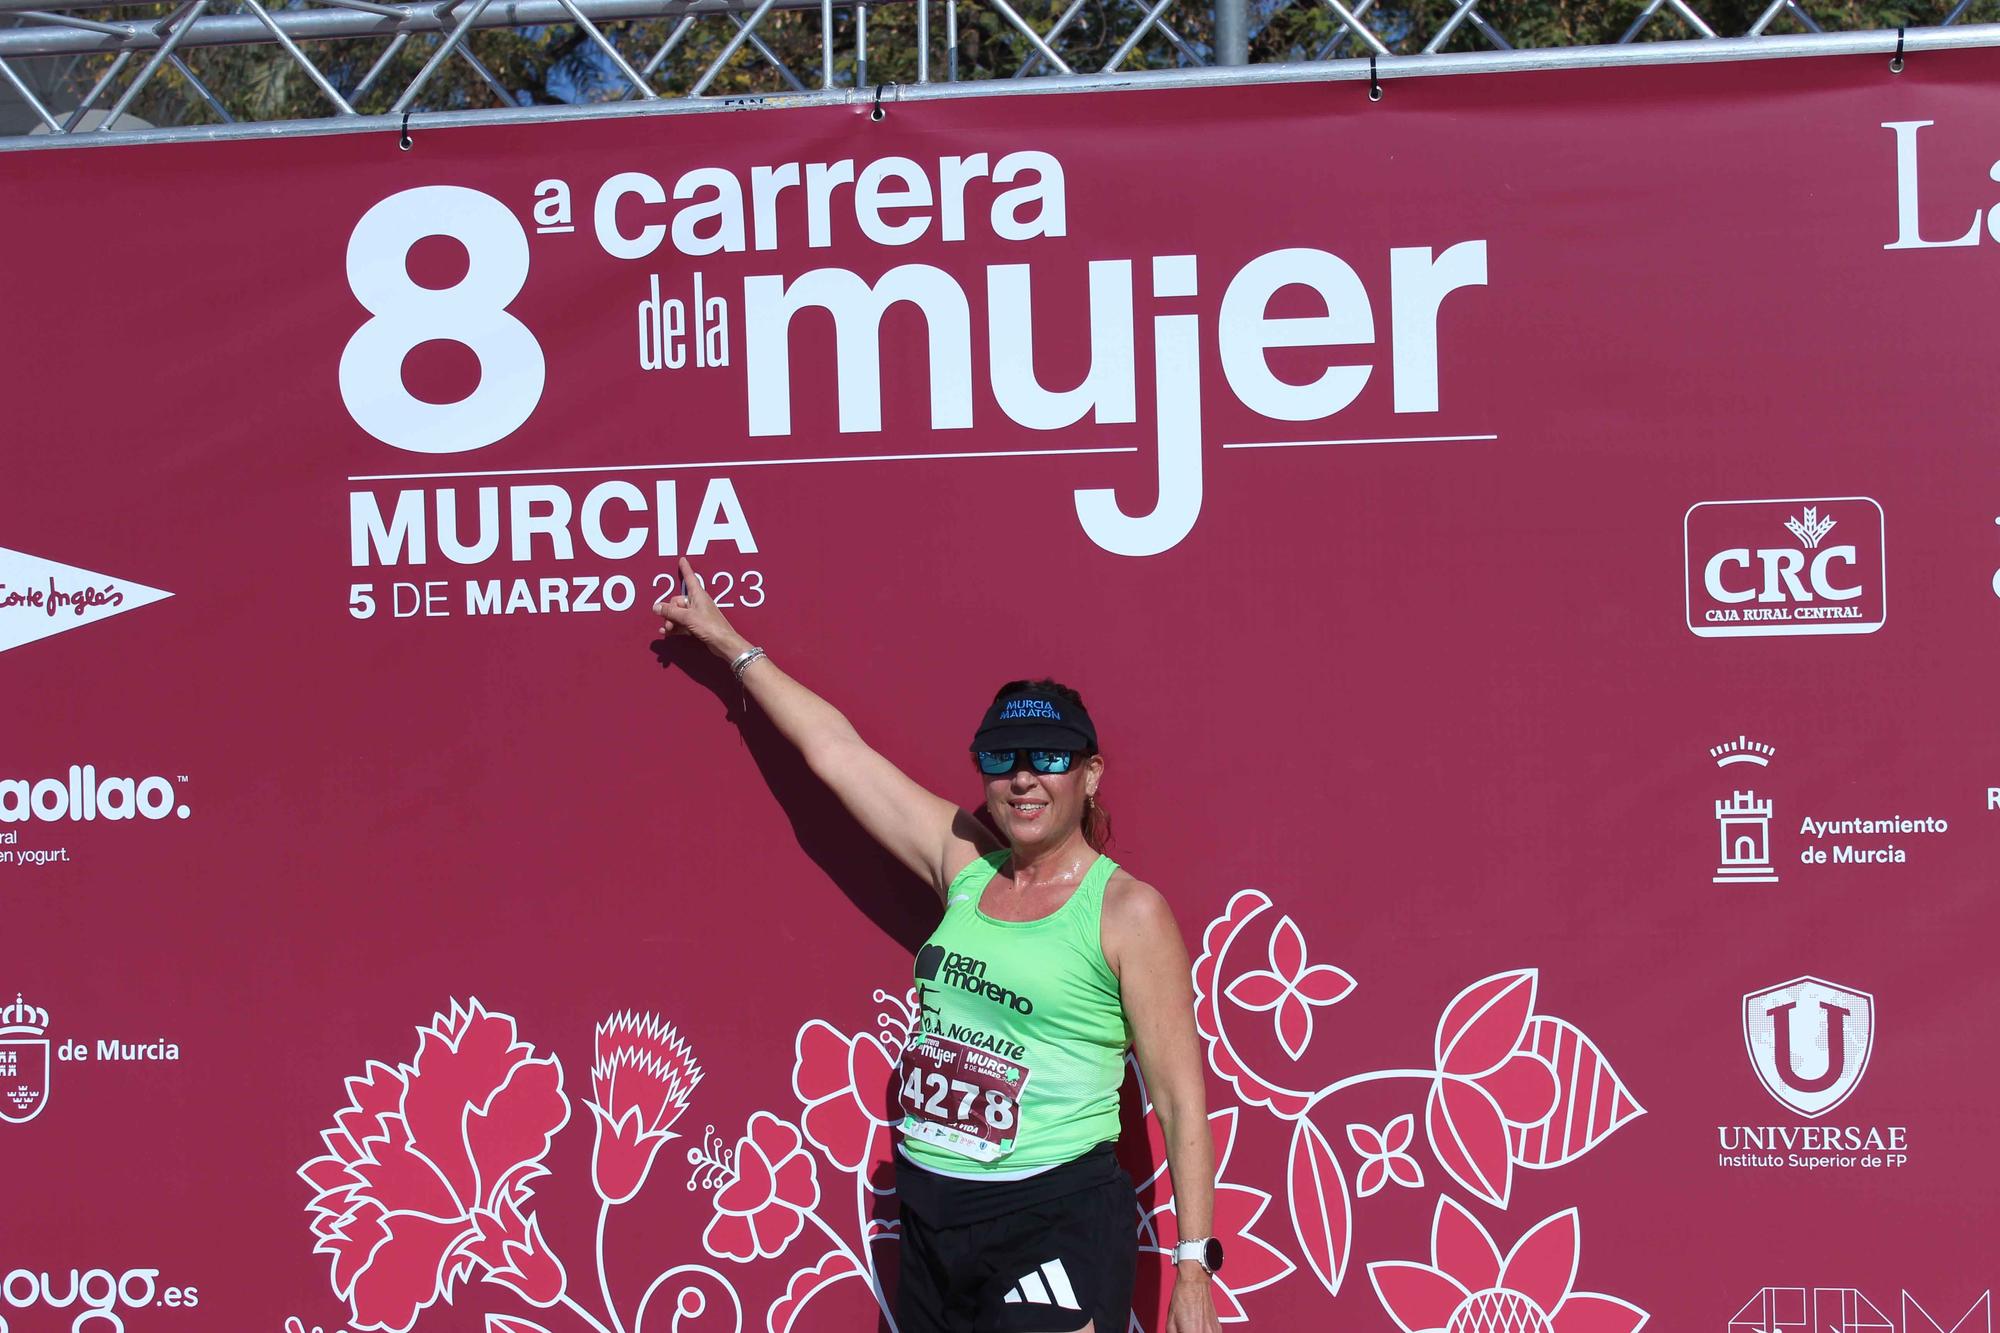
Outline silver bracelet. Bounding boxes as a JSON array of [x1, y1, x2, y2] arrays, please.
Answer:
[[729, 646, 767, 680]]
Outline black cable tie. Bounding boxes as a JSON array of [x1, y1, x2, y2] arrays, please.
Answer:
[[1368, 53, 1383, 102], [399, 109, 413, 150], [871, 81, 897, 121], [1890, 26, 1905, 73]]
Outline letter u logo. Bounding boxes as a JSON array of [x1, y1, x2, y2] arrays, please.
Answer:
[[1742, 977, 1876, 1119], [1765, 998, 1850, 1094]]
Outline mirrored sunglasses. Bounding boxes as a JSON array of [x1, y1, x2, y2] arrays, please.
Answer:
[[974, 749, 1078, 776]]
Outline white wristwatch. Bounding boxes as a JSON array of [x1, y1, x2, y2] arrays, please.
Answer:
[[1172, 1237, 1224, 1275]]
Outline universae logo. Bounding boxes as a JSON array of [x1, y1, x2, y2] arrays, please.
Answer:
[[1684, 498, 1886, 638], [1742, 977, 1875, 1119]]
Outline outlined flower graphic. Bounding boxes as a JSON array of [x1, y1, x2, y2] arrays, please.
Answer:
[[1425, 971, 1561, 1206], [1223, 914, 1356, 1060], [292, 915, 1650, 1333], [791, 1016, 897, 1190], [1367, 1197, 1648, 1333], [297, 1000, 570, 1333], [1192, 891, 1339, 1116], [587, 1010, 702, 1205], [1348, 1115, 1424, 1197], [759, 990, 914, 1333], [462, 1188, 566, 1307], [695, 1111, 822, 1261], [767, 1249, 874, 1333]]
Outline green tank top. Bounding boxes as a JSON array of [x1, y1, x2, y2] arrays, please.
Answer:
[[897, 850, 1130, 1177]]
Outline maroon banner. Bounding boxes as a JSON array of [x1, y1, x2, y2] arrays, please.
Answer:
[[4, 49, 1999, 1333]]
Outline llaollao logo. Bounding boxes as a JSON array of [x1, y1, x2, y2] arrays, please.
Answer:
[[0, 767, 190, 823]]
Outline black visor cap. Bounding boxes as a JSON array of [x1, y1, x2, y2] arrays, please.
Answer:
[[970, 688, 1098, 754]]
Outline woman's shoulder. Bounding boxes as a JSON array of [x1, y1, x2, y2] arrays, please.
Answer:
[[1100, 864, 1177, 934], [1097, 863, 1189, 980]]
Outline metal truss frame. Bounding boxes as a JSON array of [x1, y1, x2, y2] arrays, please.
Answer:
[[2, 0, 1998, 146]]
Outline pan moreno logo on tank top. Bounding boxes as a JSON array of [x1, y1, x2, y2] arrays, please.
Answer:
[[915, 944, 1036, 1016]]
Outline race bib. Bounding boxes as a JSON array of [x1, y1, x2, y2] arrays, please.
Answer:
[[897, 1035, 1031, 1162]]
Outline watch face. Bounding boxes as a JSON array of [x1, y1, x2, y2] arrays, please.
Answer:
[[1204, 1237, 1224, 1274]]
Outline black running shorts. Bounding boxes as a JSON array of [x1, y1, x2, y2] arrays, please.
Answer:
[[896, 1144, 1137, 1333]]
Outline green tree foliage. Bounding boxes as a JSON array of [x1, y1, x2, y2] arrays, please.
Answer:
[[25, 0, 2000, 131]]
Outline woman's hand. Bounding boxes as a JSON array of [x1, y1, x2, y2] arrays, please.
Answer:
[[653, 557, 748, 661], [1166, 1268, 1222, 1333]]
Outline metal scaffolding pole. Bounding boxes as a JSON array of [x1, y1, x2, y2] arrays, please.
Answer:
[[3, 0, 1999, 143], [0, 0, 834, 56], [1213, 0, 1244, 64]]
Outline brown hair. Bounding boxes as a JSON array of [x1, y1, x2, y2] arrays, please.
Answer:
[[990, 678, 1112, 852]]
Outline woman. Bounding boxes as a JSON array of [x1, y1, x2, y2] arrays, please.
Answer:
[[654, 557, 1222, 1333]]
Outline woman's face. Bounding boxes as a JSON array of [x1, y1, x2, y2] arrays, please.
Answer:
[[982, 751, 1103, 853]]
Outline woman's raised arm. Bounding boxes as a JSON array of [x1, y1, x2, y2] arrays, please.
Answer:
[[654, 557, 991, 898]]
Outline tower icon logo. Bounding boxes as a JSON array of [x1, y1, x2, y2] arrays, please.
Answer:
[[1715, 790, 1779, 884]]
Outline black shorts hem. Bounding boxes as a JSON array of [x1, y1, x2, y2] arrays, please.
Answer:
[[894, 1165, 1135, 1333]]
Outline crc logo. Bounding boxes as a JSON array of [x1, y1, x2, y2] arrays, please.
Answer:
[[1743, 977, 1875, 1118], [1685, 498, 1886, 638]]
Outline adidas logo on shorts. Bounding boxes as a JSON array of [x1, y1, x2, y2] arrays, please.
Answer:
[[1000, 1258, 1080, 1311]]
